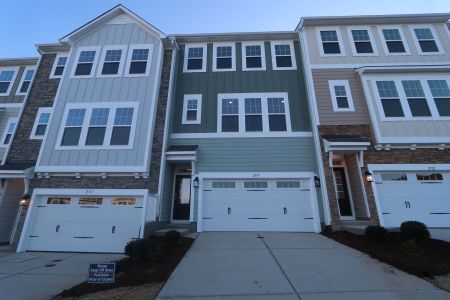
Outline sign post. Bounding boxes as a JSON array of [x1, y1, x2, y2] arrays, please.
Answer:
[[87, 263, 116, 284]]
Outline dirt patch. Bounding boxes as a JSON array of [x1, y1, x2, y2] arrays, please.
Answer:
[[56, 237, 193, 298], [323, 231, 450, 279]]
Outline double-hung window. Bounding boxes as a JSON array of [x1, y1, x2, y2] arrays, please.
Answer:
[[328, 80, 354, 112], [1, 119, 16, 146], [376, 81, 404, 118], [182, 94, 202, 124], [110, 107, 134, 145], [242, 42, 266, 71], [213, 43, 235, 71], [0, 69, 17, 95], [184, 44, 207, 72], [99, 46, 126, 77], [125, 44, 153, 76], [50, 54, 68, 78], [244, 98, 263, 131], [401, 80, 431, 117], [221, 98, 239, 132], [380, 27, 409, 54], [73, 47, 99, 77], [412, 27, 441, 54], [318, 29, 343, 55], [349, 28, 376, 55], [85, 108, 109, 145], [271, 41, 296, 70], [30, 107, 52, 139], [17, 68, 34, 95], [267, 98, 287, 131], [428, 80, 450, 116], [61, 108, 86, 146]]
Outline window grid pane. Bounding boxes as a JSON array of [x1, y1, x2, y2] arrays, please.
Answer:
[[217, 46, 232, 58], [274, 45, 291, 56], [376, 81, 399, 98], [105, 49, 122, 62], [78, 51, 96, 63], [0, 71, 14, 81], [352, 30, 370, 41], [268, 98, 286, 114], [131, 49, 149, 61], [188, 47, 203, 58], [187, 99, 198, 110], [334, 85, 347, 97], [382, 29, 401, 41], [428, 80, 450, 97], [38, 112, 50, 124], [89, 108, 109, 126], [402, 80, 425, 97], [246, 45, 261, 56], [57, 57, 67, 66], [66, 109, 86, 126], [114, 108, 133, 125], [222, 99, 239, 115], [320, 31, 338, 41], [245, 98, 262, 114], [24, 70, 34, 80], [414, 28, 434, 40]]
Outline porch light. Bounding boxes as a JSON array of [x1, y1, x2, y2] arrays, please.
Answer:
[[19, 194, 31, 206], [314, 176, 321, 188], [365, 171, 374, 183], [193, 176, 199, 188]]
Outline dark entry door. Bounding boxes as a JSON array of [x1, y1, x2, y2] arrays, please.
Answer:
[[172, 175, 191, 221], [332, 168, 353, 218]]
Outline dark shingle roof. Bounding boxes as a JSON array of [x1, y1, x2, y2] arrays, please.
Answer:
[[167, 145, 198, 152], [323, 135, 370, 143]]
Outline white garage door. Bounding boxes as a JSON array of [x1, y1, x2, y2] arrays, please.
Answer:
[[375, 171, 450, 228], [202, 179, 316, 232], [25, 194, 144, 253]]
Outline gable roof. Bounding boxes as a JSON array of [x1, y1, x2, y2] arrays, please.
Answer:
[[60, 4, 166, 44]]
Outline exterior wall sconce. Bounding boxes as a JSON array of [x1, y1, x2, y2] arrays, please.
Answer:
[[365, 171, 374, 183], [193, 176, 199, 188], [314, 176, 321, 187], [19, 194, 31, 206]]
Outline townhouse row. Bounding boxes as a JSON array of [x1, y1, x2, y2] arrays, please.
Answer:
[[0, 5, 448, 253]]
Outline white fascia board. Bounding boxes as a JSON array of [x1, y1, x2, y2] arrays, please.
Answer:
[[368, 164, 450, 172], [34, 165, 147, 173], [197, 172, 315, 179]]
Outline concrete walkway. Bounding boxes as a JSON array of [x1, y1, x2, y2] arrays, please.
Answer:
[[0, 249, 122, 300], [157, 232, 449, 299]]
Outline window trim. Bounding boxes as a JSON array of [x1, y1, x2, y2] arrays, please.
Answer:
[[241, 41, 266, 71], [409, 24, 444, 55], [49, 52, 69, 79], [1, 118, 17, 148], [347, 26, 379, 57], [212, 42, 236, 72], [183, 43, 207, 73], [55, 102, 139, 150], [70, 46, 101, 78], [270, 41, 297, 70], [217, 92, 292, 134], [315, 27, 346, 57], [96, 45, 128, 78], [30, 107, 53, 140], [328, 80, 355, 112], [0, 67, 19, 96], [377, 25, 411, 56], [124, 44, 154, 77], [16, 66, 35, 96], [182, 94, 202, 125]]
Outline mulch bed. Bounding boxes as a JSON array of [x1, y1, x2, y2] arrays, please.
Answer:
[[322, 230, 450, 278], [57, 236, 194, 298]]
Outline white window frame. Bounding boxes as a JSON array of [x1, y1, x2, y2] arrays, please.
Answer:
[[183, 43, 207, 73], [70, 46, 101, 78], [30, 107, 53, 140], [371, 75, 449, 122], [409, 24, 444, 55], [182, 94, 202, 124], [270, 41, 297, 70], [217, 92, 292, 134], [124, 44, 154, 77], [212, 42, 236, 72], [55, 101, 139, 150], [347, 26, 379, 57], [0, 67, 19, 96], [49, 52, 69, 79], [1, 118, 17, 147], [97, 45, 128, 78], [241, 41, 266, 71], [328, 80, 355, 112], [377, 25, 411, 56], [315, 27, 346, 57], [16, 66, 35, 96]]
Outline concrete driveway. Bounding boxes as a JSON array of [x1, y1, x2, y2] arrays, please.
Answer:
[[157, 232, 449, 299], [0, 246, 122, 300]]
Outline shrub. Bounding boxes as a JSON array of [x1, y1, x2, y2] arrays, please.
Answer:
[[164, 230, 181, 246], [400, 239, 425, 258], [124, 237, 161, 260], [400, 221, 430, 241], [364, 225, 388, 241]]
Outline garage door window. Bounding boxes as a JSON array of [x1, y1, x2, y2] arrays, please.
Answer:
[[244, 181, 268, 189], [112, 197, 136, 205], [47, 197, 71, 205], [381, 173, 407, 181], [212, 181, 236, 188], [79, 197, 103, 205], [276, 181, 301, 188], [416, 173, 443, 181]]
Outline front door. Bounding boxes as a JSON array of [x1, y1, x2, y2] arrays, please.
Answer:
[[172, 175, 191, 221], [333, 167, 354, 219]]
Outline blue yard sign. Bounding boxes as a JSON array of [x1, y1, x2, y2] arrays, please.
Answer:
[[87, 263, 116, 284]]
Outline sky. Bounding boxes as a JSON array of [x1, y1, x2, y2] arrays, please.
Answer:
[[1, 0, 449, 57]]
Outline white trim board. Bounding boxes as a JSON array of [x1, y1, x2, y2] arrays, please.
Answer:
[[270, 40, 297, 70], [182, 94, 202, 125], [241, 41, 267, 71], [212, 42, 236, 72], [170, 132, 313, 139]]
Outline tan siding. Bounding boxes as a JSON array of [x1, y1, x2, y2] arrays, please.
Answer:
[[312, 69, 370, 125]]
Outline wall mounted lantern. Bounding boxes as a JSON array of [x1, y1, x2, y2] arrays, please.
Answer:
[[314, 176, 321, 187], [19, 194, 31, 206], [193, 176, 199, 188], [365, 171, 374, 183]]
